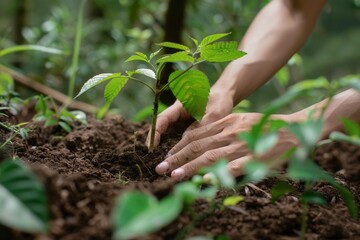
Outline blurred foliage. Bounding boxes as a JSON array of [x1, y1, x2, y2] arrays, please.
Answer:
[[0, 0, 359, 118]]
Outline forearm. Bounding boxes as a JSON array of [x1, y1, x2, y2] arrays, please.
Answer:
[[290, 89, 360, 139], [211, 0, 326, 105]]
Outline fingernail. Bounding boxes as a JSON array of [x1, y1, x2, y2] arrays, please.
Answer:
[[156, 162, 169, 174], [171, 168, 184, 179]]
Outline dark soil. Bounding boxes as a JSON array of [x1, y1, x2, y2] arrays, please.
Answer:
[[0, 112, 359, 240]]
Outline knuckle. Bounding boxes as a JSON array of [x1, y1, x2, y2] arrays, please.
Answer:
[[183, 131, 195, 142], [189, 140, 202, 154], [229, 161, 242, 173], [203, 151, 220, 164]]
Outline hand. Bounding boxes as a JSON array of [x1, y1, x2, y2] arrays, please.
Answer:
[[155, 113, 299, 180], [146, 89, 234, 148]]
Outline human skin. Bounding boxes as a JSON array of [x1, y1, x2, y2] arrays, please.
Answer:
[[147, 0, 341, 178], [160, 89, 360, 180]]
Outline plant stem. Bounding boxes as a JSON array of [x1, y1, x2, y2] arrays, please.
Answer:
[[68, 0, 86, 98], [149, 89, 160, 152], [300, 201, 309, 240]]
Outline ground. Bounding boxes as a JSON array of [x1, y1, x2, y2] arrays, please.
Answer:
[[0, 112, 359, 240]]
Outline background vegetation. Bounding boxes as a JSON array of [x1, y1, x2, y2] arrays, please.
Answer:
[[0, 0, 359, 118]]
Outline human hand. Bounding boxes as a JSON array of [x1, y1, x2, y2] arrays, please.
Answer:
[[146, 89, 234, 148], [155, 113, 299, 180]]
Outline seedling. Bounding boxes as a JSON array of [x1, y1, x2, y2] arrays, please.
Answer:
[[75, 33, 246, 152], [112, 160, 233, 240], [33, 95, 87, 133], [329, 117, 360, 146]]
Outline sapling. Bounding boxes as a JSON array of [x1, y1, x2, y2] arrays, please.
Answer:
[[75, 33, 246, 152]]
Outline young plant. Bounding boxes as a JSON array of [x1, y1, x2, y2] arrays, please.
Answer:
[[112, 160, 234, 240], [75, 33, 246, 152], [33, 95, 87, 133], [0, 157, 49, 233], [329, 117, 360, 146]]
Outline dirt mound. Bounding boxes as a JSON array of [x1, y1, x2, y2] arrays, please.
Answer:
[[1, 115, 359, 239]]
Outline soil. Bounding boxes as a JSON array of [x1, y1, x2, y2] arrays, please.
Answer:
[[0, 111, 359, 240]]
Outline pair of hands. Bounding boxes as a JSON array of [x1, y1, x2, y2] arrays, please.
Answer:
[[147, 92, 298, 180]]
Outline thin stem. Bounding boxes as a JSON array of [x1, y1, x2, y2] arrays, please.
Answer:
[[148, 90, 160, 152], [128, 76, 156, 94], [160, 60, 205, 92], [300, 201, 309, 240], [68, 0, 86, 98]]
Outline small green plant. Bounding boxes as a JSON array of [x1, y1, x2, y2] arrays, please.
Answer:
[[0, 75, 29, 143], [33, 95, 87, 133], [0, 157, 49, 233], [329, 117, 360, 146], [112, 160, 233, 240], [238, 78, 359, 239], [75, 33, 246, 151]]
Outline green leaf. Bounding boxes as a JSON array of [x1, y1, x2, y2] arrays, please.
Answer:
[[287, 158, 328, 181], [157, 51, 194, 64], [174, 182, 200, 205], [271, 181, 294, 202], [242, 161, 269, 183], [156, 42, 190, 51], [264, 77, 329, 114], [104, 77, 129, 104], [254, 132, 278, 155], [0, 159, 48, 233], [112, 191, 157, 229], [133, 68, 156, 79], [149, 48, 162, 60], [200, 32, 231, 47], [286, 117, 324, 150], [69, 110, 87, 125], [75, 73, 122, 98], [201, 159, 235, 189], [201, 41, 246, 62], [332, 183, 358, 219], [337, 75, 360, 91], [275, 67, 289, 86], [44, 117, 57, 127], [113, 192, 182, 240], [59, 121, 72, 133], [188, 35, 199, 48], [0, 44, 65, 57], [125, 52, 148, 63], [300, 191, 327, 205], [223, 195, 244, 206], [169, 69, 210, 121], [340, 117, 360, 137], [125, 55, 148, 63], [330, 131, 360, 146], [0, 72, 14, 93], [19, 128, 28, 140]]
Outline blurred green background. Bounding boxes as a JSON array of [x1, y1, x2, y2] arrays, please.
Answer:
[[0, 0, 359, 119]]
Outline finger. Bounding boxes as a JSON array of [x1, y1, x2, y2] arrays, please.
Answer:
[[168, 120, 226, 155], [156, 134, 225, 175], [183, 121, 202, 135], [170, 143, 248, 180], [227, 155, 253, 177], [202, 155, 253, 183]]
